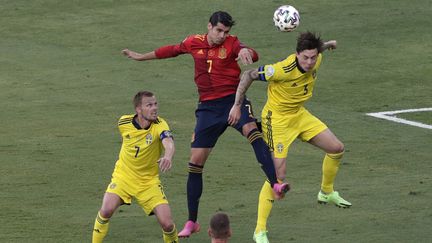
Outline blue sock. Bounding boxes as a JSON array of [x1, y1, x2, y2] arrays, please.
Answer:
[[248, 129, 277, 186], [187, 163, 203, 222]]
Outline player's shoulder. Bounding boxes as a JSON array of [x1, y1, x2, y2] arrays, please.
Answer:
[[186, 34, 207, 43], [118, 114, 135, 126], [274, 53, 297, 73], [225, 34, 240, 44], [279, 53, 296, 64], [153, 116, 168, 125]]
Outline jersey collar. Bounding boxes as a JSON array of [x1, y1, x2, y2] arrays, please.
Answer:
[[132, 114, 151, 130], [295, 57, 306, 74]]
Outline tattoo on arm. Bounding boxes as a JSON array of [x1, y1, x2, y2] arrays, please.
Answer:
[[235, 69, 258, 106]]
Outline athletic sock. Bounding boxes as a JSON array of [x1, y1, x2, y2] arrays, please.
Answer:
[[321, 151, 344, 193], [162, 225, 179, 243], [92, 211, 110, 243], [255, 180, 275, 233], [187, 163, 203, 222], [248, 128, 278, 186]]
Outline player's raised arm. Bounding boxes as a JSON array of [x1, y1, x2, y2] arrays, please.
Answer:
[[228, 68, 259, 126], [159, 135, 175, 173], [320, 40, 337, 52]]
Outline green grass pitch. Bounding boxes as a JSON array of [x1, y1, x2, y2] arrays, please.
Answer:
[[1, 0, 431, 242]]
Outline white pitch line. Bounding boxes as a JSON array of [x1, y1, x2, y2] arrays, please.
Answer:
[[366, 108, 432, 130]]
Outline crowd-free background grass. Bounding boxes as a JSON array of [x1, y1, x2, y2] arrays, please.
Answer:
[[1, 0, 431, 242]]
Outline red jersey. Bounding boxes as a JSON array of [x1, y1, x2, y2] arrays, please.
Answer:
[[154, 34, 258, 101]]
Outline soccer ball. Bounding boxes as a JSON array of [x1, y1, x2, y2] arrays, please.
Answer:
[[273, 5, 300, 32]]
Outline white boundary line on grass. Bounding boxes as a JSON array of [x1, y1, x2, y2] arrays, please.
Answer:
[[366, 107, 432, 130]]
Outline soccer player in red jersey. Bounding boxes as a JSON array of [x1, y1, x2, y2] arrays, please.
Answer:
[[122, 11, 289, 238]]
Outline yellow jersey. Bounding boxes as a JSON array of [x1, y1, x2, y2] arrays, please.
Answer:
[[257, 53, 322, 114], [112, 114, 171, 185]]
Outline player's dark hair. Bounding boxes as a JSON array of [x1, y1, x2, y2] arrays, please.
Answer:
[[133, 90, 154, 108], [209, 212, 231, 239], [296, 31, 323, 53], [209, 11, 235, 27]]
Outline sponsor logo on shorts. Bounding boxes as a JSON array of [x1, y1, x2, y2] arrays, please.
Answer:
[[277, 143, 284, 153], [109, 183, 116, 189]]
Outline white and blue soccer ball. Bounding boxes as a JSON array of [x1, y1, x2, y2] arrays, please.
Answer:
[[273, 5, 300, 32]]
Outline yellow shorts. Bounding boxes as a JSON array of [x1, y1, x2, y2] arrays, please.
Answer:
[[106, 175, 168, 215], [261, 106, 327, 159]]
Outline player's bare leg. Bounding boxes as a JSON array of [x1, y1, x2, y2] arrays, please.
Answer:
[[154, 204, 179, 243], [92, 193, 123, 243]]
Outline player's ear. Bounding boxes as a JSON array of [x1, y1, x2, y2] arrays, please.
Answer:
[[228, 229, 232, 237], [207, 22, 212, 31], [207, 228, 212, 237]]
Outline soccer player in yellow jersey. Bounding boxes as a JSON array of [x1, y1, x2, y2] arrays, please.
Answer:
[[92, 91, 178, 243], [228, 32, 352, 243]]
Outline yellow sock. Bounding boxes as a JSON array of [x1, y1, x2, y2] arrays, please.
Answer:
[[321, 151, 343, 193], [162, 225, 178, 243], [92, 212, 110, 243], [255, 180, 274, 233]]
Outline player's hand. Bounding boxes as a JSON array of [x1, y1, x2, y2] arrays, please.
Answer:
[[122, 49, 140, 59], [122, 48, 131, 57], [325, 40, 337, 50], [236, 48, 253, 65], [228, 105, 241, 126], [158, 157, 172, 173]]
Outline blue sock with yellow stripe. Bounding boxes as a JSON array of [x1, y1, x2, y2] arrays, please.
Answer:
[[247, 128, 278, 186], [187, 163, 203, 222]]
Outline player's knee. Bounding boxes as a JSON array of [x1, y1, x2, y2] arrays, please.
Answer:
[[99, 203, 119, 218], [242, 122, 259, 137], [99, 208, 115, 219], [328, 142, 344, 154], [160, 219, 174, 232], [335, 142, 344, 154]]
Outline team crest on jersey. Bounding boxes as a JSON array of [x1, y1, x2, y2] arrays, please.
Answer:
[[208, 50, 215, 57], [145, 134, 153, 145], [276, 143, 284, 153], [218, 47, 227, 59], [265, 66, 275, 77]]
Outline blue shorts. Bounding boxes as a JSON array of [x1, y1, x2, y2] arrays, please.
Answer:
[[191, 94, 257, 148]]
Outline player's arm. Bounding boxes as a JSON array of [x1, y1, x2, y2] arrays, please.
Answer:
[[122, 49, 157, 61], [158, 131, 175, 173], [320, 40, 337, 52], [228, 68, 259, 126], [122, 39, 188, 61]]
